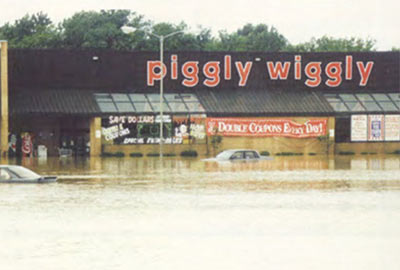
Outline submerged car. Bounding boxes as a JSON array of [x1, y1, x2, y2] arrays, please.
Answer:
[[0, 165, 57, 183], [208, 149, 273, 161]]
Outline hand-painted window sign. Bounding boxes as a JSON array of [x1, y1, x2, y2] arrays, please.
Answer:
[[206, 118, 327, 138], [147, 55, 373, 88]]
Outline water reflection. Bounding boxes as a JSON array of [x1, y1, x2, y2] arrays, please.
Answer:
[[5, 155, 400, 192], [11, 155, 400, 172]]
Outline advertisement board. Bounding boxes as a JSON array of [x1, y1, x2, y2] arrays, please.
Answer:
[[384, 115, 400, 141], [351, 115, 368, 141], [101, 115, 206, 145], [368, 115, 385, 141], [10, 51, 399, 92], [206, 118, 327, 138]]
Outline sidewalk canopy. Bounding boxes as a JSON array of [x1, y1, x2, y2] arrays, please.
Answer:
[[10, 89, 335, 117]]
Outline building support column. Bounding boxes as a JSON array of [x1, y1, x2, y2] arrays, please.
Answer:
[[0, 41, 8, 157], [327, 116, 335, 155], [90, 117, 102, 156]]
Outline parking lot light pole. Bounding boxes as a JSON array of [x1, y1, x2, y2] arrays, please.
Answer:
[[121, 26, 183, 158]]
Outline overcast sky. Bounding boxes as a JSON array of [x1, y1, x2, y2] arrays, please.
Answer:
[[0, 0, 399, 50]]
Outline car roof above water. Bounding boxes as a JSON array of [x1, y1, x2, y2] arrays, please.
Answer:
[[219, 149, 259, 154], [0, 165, 24, 169]]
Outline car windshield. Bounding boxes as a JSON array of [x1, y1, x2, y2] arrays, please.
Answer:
[[245, 151, 259, 159], [216, 151, 235, 159], [9, 166, 40, 179]]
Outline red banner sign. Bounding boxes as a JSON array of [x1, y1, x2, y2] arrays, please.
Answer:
[[206, 118, 327, 138]]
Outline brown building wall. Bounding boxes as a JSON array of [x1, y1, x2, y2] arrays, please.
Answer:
[[335, 142, 400, 154]]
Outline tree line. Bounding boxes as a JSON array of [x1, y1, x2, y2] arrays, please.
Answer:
[[0, 10, 393, 52]]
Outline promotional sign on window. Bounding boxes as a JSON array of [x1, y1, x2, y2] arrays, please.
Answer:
[[101, 115, 206, 145], [21, 132, 33, 157], [351, 115, 368, 141], [368, 115, 384, 141], [206, 118, 327, 138], [172, 116, 207, 144], [384, 115, 400, 141]]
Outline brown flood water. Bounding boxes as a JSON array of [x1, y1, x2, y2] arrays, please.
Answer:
[[1, 155, 400, 270]]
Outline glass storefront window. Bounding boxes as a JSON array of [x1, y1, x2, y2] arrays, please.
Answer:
[[95, 93, 204, 114], [165, 94, 182, 101], [326, 97, 341, 103], [356, 94, 374, 101], [186, 102, 206, 112], [388, 94, 400, 109], [168, 102, 189, 112], [94, 93, 113, 103], [361, 101, 381, 111], [133, 102, 153, 112], [378, 101, 398, 111], [112, 94, 130, 102], [129, 94, 147, 102], [372, 94, 390, 101], [181, 94, 200, 102], [98, 102, 118, 112], [147, 94, 164, 102], [340, 94, 357, 102], [345, 102, 365, 111], [325, 93, 400, 112], [151, 103, 171, 112], [115, 102, 135, 112], [328, 102, 349, 112], [389, 93, 400, 101]]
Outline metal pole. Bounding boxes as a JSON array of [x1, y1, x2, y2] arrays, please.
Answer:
[[0, 41, 9, 158], [120, 27, 183, 159], [159, 36, 164, 158]]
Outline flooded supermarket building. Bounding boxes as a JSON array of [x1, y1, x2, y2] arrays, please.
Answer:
[[0, 41, 399, 157]]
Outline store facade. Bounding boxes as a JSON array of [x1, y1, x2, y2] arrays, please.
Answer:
[[1, 46, 399, 157]]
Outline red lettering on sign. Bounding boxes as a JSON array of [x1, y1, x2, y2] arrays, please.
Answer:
[[346, 55, 353, 80], [171, 55, 178, 80], [206, 118, 327, 138], [295, 55, 301, 80], [224, 55, 231, 80], [182, 61, 199, 87], [305, 62, 322, 87], [203, 61, 220, 87], [357, 61, 374, 86], [145, 55, 376, 88], [325, 62, 342, 87], [147, 61, 167, 86], [267, 62, 291, 80], [235, 61, 253, 86]]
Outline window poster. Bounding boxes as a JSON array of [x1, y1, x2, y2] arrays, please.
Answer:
[[384, 115, 400, 141], [101, 115, 206, 145], [172, 115, 206, 144], [351, 115, 367, 141], [368, 115, 384, 141]]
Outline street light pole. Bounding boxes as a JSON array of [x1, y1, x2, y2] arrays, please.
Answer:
[[144, 31, 184, 159], [121, 26, 183, 158], [159, 35, 164, 158]]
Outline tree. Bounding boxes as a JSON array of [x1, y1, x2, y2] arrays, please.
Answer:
[[61, 10, 149, 49], [0, 11, 384, 52], [215, 24, 288, 51], [0, 12, 60, 48], [286, 36, 376, 52], [129, 22, 216, 51]]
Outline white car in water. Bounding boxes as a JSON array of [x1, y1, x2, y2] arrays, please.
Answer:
[[205, 149, 273, 161], [0, 165, 57, 183]]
